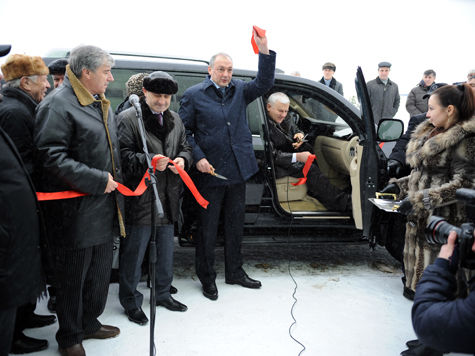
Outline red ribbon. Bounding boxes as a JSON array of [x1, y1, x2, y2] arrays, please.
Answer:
[[291, 154, 316, 186], [251, 25, 266, 54], [36, 156, 209, 209]]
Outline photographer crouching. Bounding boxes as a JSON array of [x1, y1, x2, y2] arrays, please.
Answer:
[[411, 188, 475, 355]]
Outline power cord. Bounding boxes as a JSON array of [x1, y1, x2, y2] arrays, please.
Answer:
[[284, 177, 306, 355]]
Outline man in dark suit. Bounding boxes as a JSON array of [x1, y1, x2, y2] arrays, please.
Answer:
[[266, 92, 351, 212], [179, 29, 275, 300]]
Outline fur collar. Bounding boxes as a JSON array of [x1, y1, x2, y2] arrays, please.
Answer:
[[406, 118, 475, 166], [66, 65, 110, 121], [140, 98, 175, 139]]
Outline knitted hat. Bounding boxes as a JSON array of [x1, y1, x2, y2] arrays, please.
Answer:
[[1, 54, 49, 81], [126, 72, 148, 97]]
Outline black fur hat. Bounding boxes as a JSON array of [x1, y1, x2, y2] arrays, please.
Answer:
[[143, 71, 178, 94], [48, 58, 68, 75]]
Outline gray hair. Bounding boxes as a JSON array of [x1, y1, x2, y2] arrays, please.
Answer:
[[69, 45, 114, 78], [209, 52, 233, 68], [267, 92, 290, 106], [4, 75, 39, 89]]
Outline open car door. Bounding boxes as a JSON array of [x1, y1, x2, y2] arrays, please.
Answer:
[[354, 67, 382, 242]]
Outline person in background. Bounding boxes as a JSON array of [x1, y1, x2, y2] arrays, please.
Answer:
[[179, 29, 275, 301], [35, 45, 124, 356], [48, 58, 68, 88], [406, 69, 445, 117], [115, 72, 148, 115], [118, 71, 191, 324], [319, 62, 343, 95], [0, 53, 54, 354], [367, 61, 400, 124]]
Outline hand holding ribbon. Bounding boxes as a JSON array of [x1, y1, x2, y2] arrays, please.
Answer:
[[291, 153, 316, 186]]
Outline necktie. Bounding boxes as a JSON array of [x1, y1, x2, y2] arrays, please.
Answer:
[[157, 112, 163, 126]]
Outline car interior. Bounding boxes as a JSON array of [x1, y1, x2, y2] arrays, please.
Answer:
[[262, 90, 364, 229]]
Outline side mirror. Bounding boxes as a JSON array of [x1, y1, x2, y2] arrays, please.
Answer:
[[377, 118, 404, 142]]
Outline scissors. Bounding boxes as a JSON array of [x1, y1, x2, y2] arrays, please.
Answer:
[[296, 133, 308, 143], [209, 165, 228, 180]]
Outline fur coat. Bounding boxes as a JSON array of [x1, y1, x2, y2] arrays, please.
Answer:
[[392, 118, 475, 291]]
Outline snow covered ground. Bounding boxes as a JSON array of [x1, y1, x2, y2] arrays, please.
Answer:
[[22, 241, 467, 356]]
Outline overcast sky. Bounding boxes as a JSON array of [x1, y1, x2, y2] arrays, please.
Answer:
[[1, 0, 474, 108]]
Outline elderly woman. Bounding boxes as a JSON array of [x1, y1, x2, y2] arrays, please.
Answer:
[[384, 84, 475, 298]]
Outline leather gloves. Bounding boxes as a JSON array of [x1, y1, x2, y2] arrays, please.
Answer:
[[397, 197, 413, 215], [387, 159, 403, 178], [380, 183, 400, 195]]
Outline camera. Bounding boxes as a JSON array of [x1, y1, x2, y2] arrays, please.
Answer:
[[425, 188, 475, 269]]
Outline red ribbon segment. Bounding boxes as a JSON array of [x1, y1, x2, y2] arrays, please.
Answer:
[[251, 25, 266, 54], [291, 154, 316, 186], [36, 156, 209, 209]]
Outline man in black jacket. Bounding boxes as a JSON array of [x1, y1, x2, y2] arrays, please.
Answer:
[[0, 53, 55, 354], [411, 231, 475, 355], [266, 92, 351, 212], [35, 45, 124, 356], [118, 71, 192, 324]]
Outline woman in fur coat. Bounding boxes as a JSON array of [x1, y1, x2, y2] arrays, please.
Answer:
[[385, 84, 475, 295]]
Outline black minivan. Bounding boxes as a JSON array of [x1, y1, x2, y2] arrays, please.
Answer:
[[43, 53, 403, 258]]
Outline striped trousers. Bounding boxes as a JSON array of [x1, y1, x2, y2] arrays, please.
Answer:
[[53, 241, 113, 348]]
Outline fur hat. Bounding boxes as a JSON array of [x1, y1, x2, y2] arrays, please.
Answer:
[[48, 58, 68, 75], [126, 72, 148, 97], [1, 54, 49, 81], [143, 71, 178, 95]]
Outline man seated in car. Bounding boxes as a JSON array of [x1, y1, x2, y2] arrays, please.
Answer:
[[266, 92, 351, 212]]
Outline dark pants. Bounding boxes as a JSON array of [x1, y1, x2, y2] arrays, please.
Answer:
[[119, 224, 174, 311], [304, 163, 349, 212], [0, 307, 16, 356], [195, 182, 246, 286], [54, 242, 113, 348]]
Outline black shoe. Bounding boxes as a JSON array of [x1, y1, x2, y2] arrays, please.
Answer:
[[403, 286, 415, 301], [24, 313, 56, 328], [10, 333, 48, 354], [225, 274, 262, 289], [156, 296, 188, 312], [202, 282, 218, 300], [406, 339, 421, 348], [47, 296, 57, 313], [170, 285, 178, 294], [125, 308, 148, 325]]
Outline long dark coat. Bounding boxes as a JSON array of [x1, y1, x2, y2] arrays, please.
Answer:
[[118, 101, 192, 225], [179, 51, 276, 186], [0, 87, 38, 176], [35, 67, 124, 249], [392, 118, 475, 291], [366, 77, 400, 124], [0, 127, 44, 309]]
